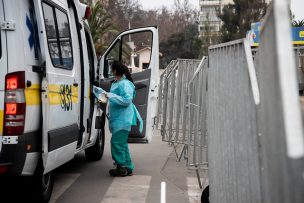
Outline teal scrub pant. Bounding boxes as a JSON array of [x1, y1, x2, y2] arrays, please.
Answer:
[[111, 130, 134, 171]]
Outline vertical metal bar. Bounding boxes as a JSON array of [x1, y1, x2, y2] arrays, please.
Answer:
[[196, 167, 203, 189], [174, 60, 183, 143], [157, 73, 164, 127], [168, 65, 177, 143], [161, 61, 177, 141]]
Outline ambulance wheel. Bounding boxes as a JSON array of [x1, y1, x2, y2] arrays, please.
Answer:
[[85, 129, 105, 161], [32, 164, 55, 203]]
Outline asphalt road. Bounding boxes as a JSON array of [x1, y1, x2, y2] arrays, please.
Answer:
[[0, 130, 203, 203]]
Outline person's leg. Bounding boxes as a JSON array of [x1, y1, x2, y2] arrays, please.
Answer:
[[125, 143, 134, 172], [110, 130, 130, 177], [111, 130, 127, 166]]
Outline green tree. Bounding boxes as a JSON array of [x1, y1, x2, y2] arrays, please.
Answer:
[[292, 20, 304, 27], [160, 24, 202, 68], [88, 1, 117, 57], [218, 0, 268, 42]]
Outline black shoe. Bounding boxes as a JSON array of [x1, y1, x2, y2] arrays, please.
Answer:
[[127, 169, 133, 176], [109, 165, 128, 177]]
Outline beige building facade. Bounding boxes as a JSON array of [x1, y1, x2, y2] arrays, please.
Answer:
[[199, 0, 274, 37]]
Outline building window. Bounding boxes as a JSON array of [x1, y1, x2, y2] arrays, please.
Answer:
[[42, 2, 73, 69]]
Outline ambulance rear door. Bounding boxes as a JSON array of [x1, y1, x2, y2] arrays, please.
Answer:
[[0, 0, 8, 150], [34, 0, 81, 174]]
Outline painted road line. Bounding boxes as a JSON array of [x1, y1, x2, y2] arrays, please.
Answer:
[[161, 181, 166, 203], [49, 173, 80, 203], [101, 175, 151, 203]]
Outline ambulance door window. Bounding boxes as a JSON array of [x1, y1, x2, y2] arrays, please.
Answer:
[[121, 32, 152, 73], [42, 2, 73, 69], [55, 9, 73, 68], [104, 40, 120, 78]]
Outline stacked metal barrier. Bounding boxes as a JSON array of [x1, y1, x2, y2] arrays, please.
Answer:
[[186, 58, 208, 170], [157, 58, 209, 188], [207, 1, 304, 202], [157, 60, 177, 128], [158, 1, 304, 201], [255, 1, 304, 202], [159, 59, 201, 144]]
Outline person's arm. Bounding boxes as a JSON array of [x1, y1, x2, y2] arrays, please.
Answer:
[[107, 82, 133, 107]]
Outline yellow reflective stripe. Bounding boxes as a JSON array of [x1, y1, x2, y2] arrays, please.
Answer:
[[48, 84, 78, 105], [0, 110, 3, 135], [25, 84, 41, 105]]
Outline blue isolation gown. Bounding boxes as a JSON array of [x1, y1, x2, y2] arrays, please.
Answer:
[[93, 79, 143, 135]]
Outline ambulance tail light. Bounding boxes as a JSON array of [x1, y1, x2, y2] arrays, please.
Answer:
[[0, 166, 8, 174], [3, 72, 26, 135], [84, 6, 91, 19]]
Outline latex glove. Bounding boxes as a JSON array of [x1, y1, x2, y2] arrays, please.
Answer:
[[93, 86, 107, 101], [93, 85, 105, 95]]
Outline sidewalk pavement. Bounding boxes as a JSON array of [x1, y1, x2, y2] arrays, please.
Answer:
[[50, 129, 205, 203]]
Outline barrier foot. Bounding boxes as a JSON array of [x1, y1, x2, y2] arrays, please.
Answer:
[[177, 144, 186, 162], [173, 144, 179, 159], [195, 166, 203, 189]]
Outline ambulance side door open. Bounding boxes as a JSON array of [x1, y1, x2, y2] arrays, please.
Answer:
[[99, 27, 159, 143], [34, 1, 81, 174]]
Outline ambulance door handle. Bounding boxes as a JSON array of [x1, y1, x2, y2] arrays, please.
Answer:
[[73, 83, 79, 87]]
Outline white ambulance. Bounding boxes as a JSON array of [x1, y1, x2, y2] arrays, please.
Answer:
[[0, 0, 159, 202]]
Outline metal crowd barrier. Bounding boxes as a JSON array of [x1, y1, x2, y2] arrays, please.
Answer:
[[159, 59, 201, 145], [208, 39, 261, 203], [158, 58, 209, 188], [157, 60, 177, 128], [254, 1, 304, 202], [186, 58, 208, 170], [207, 0, 304, 202], [158, 1, 304, 200]]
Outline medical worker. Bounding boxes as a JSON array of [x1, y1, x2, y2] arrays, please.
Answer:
[[93, 61, 143, 177]]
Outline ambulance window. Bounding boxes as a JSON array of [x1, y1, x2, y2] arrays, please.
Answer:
[[104, 40, 121, 78], [42, 2, 73, 69], [56, 9, 73, 68]]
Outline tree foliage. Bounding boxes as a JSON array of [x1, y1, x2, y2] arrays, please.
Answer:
[[104, 0, 199, 67], [88, 1, 117, 57], [87, 0, 200, 66], [218, 0, 267, 42], [160, 24, 202, 67], [292, 20, 304, 27]]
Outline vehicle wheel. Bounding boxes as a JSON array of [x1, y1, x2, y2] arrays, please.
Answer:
[[85, 128, 105, 161], [32, 169, 55, 203]]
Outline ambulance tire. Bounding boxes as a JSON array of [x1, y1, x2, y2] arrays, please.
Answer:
[[85, 129, 105, 161], [32, 162, 55, 203]]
